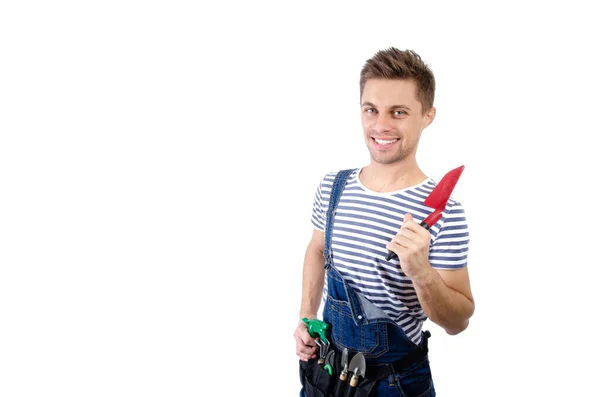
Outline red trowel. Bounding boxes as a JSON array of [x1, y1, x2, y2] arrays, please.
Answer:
[[386, 165, 465, 261]]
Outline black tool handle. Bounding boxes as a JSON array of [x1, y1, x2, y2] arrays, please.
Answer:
[[386, 221, 430, 261], [345, 381, 356, 397], [333, 376, 347, 397]]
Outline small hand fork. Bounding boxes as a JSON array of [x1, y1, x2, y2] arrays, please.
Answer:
[[315, 338, 330, 365]]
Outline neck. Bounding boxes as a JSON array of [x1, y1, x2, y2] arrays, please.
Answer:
[[360, 159, 427, 193]]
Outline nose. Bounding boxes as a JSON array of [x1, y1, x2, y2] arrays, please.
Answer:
[[373, 113, 394, 134]]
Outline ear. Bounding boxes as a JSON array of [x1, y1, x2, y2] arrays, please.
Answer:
[[423, 106, 436, 128]]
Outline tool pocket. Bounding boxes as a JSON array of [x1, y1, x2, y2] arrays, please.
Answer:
[[351, 379, 378, 397], [299, 359, 335, 397], [300, 360, 379, 397]]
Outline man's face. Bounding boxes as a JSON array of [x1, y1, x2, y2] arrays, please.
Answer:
[[361, 78, 435, 165]]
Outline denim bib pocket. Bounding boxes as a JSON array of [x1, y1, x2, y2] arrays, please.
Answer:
[[325, 295, 390, 358]]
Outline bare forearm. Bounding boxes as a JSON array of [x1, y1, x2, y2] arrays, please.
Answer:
[[300, 245, 326, 319], [413, 268, 474, 334]]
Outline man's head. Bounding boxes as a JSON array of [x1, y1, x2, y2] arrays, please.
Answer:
[[359, 48, 437, 166], [360, 48, 435, 114]]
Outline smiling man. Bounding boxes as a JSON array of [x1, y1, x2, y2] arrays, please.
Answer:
[[295, 48, 474, 397]]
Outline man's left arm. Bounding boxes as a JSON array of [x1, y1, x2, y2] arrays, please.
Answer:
[[386, 212, 475, 335], [411, 266, 474, 335]]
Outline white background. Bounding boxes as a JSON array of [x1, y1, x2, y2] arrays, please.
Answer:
[[1, 1, 599, 396]]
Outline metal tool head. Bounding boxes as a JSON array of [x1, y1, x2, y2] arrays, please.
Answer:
[[339, 348, 349, 381], [348, 352, 366, 378], [424, 165, 465, 211], [315, 339, 326, 363]]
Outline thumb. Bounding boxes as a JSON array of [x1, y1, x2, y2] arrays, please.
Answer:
[[404, 213, 413, 222]]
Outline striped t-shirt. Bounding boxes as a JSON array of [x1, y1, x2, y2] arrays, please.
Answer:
[[311, 168, 469, 345]]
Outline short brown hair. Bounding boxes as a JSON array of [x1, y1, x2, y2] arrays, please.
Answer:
[[360, 48, 435, 114]]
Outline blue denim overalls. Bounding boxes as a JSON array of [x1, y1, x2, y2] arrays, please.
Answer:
[[302, 169, 436, 397]]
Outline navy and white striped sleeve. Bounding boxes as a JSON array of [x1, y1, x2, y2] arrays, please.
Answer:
[[310, 179, 325, 232], [428, 201, 470, 270]]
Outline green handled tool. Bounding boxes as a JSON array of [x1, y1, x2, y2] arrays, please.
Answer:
[[303, 318, 332, 366], [323, 350, 335, 376], [302, 318, 330, 344]]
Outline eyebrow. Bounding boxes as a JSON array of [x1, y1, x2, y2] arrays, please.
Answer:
[[361, 102, 412, 111]]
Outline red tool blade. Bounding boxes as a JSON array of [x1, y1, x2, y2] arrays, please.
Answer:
[[386, 165, 465, 261], [422, 165, 465, 228]]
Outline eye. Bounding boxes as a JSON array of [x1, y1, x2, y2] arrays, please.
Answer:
[[393, 110, 407, 117], [364, 108, 377, 114]]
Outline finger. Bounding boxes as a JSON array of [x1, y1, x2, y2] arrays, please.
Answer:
[[302, 349, 318, 360], [298, 336, 316, 351], [400, 213, 420, 233], [398, 226, 418, 240], [390, 234, 415, 250], [294, 321, 312, 342], [298, 343, 317, 356], [297, 343, 318, 361], [294, 328, 317, 351], [400, 216, 430, 239], [298, 351, 316, 361], [299, 329, 316, 346], [386, 242, 402, 257]]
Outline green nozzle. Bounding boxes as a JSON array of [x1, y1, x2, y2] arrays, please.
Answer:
[[302, 318, 330, 344]]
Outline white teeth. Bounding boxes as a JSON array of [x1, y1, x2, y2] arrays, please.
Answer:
[[375, 138, 398, 145]]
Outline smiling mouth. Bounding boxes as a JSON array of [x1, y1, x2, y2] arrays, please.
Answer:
[[372, 137, 399, 147]]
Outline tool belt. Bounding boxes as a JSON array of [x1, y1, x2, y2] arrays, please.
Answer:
[[299, 331, 430, 397], [300, 358, 376, 397]]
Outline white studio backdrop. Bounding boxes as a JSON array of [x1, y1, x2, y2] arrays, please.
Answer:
[[1, 1, 599, 396]]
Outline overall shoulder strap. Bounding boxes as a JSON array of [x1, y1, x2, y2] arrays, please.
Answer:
[[324, 169, 356, 268]]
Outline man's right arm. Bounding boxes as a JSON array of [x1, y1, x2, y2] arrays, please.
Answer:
[[294, 228, 325, 361], [299, 228, 326, 319]]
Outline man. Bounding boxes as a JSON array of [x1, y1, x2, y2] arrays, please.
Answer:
[[294, 48, 474, 397]]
